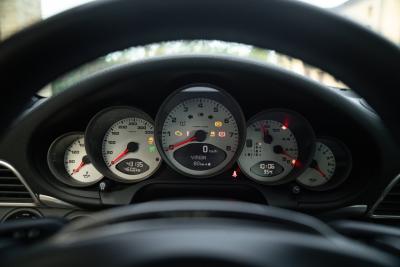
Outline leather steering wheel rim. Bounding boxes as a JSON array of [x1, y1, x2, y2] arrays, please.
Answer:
[[6, 200, 399, 267], [0, 0, 399, 139]]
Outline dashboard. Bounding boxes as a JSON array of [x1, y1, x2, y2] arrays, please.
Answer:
[[0, 56, 398, 216], [47, 85, 351, 192]]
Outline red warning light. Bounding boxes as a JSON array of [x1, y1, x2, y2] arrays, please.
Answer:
[[232, 170, 238, 178], [218, 131, 226, 138], [281, 125, 288, 130], [232, 166, 241, 180]]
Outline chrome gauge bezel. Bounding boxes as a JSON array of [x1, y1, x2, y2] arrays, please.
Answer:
[[297, 137, 352, 191], [85, 106, 162, 183], [47, 132, 103, 187], [238, 109, 316, 185], [155, 85, 246, 178]]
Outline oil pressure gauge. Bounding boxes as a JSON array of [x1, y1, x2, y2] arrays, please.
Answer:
[[238, 110, 315, 185], [47, 132, 103, 187], [297, 138, 352, 191]]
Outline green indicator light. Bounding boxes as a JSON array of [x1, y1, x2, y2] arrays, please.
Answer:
[[149, 145, 156, 153]]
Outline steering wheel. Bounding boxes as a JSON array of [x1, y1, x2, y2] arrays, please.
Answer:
[[1, 0, 399, 266]]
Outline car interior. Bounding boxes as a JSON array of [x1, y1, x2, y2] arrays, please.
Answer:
[[0, 0, 400, 266]]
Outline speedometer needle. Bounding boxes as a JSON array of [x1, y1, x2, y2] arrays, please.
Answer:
[[110, 142, 139, 165]]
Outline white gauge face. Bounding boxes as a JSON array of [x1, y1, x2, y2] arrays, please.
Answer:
[[297, 142, 336, 187], [160, 98, 240, 177], [239, 120, 299, 183], [102, 117, 161, 181], [64, 137, 103, 184]]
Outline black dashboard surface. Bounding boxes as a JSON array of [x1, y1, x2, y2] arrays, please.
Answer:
[[0, 56, 398, 212]]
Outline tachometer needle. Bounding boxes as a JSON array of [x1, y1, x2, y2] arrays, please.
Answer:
[[166, 130, 207, 151], [166, 136, 197, 151]]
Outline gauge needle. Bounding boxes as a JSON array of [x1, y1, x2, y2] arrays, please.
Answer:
[[166, 130, 207, 151], [273, 145, 300, 167], [261, 123, 273, 144], [71, 156, 90, 175], [72, 161, 85, 175], [110, 142, 139, 165], [167, 136, 197, 151], [310, 160, 327, 178]]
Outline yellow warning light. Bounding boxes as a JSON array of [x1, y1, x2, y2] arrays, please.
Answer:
[[210, 131, 216, 137], [147, 136, 154, 145], [215, 121, 223, 128], [175, 130, 183, 136]]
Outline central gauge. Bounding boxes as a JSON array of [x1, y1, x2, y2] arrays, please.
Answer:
[[155, 85, 245, 177]]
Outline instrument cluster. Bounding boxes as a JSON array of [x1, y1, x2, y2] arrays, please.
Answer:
[[47, 85, 352, 192]]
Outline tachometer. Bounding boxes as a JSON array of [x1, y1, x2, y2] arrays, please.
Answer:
[[155, 85, 246, 177], [85, 107, 161, 183], [238, 110, 315, 185], [297, 138, 352, 191], [47, 132, 103, 187]]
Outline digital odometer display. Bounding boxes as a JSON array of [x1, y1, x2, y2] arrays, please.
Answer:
[[156, 87, 245, 177]]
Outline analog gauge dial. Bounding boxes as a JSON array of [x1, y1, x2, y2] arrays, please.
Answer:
[[155, 86, 246, 177], [85, 107, 161, 183], [102, 117, 161, 181], [48, 132, 103, 187], [297, 138, 352, 191], [238, 110, 315, 185], [64, 137, 103, 184]]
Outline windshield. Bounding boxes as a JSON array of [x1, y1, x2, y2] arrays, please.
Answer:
[[1, 0, 399, 97]]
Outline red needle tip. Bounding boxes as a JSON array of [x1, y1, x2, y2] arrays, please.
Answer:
[[72, 161, 85, 175], [314, 165, 327, 178], [167, 136, 197, 151], [111, 148, 129, 165]]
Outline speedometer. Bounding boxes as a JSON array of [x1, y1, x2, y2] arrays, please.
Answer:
[[155, 85, 246, 177], [85, 107, 161, 183], [238, 110, 315, 185]]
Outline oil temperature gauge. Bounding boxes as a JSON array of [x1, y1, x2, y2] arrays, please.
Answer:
[[297, 138, 352, 191], [238, 110, 315, 185], [47, 132, 103, 187]]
